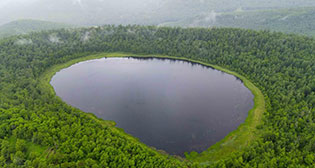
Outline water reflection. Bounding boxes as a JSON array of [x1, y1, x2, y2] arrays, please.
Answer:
[[51, 57, 254, 155]]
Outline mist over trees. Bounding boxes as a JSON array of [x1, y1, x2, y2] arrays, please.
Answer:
[[1, 0, 315, 26]]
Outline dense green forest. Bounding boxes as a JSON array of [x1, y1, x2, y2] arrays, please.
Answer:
[[0, 25, 315, 167]]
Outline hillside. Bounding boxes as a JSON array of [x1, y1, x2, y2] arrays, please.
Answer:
[[0, 19, 73, 38], [160, 7, 315, 37], [1, 2, 315, 38]]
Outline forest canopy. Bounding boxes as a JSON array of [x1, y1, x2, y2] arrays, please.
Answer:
[[0, 25, 314, 167]]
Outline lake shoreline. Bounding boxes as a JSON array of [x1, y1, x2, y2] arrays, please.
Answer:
[[39, 52, 265, 165]]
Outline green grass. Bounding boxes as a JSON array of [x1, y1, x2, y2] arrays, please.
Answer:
[[39, 52, 265, 164]]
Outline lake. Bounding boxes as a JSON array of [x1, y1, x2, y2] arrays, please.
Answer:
[[51, 57, 254, 155]]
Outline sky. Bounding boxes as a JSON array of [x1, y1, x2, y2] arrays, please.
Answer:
[[0, 0, 163, 25], [0, 0, 37, 8]]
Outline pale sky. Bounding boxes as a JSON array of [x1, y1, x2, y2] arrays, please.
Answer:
[[0, 0, 38, 8]]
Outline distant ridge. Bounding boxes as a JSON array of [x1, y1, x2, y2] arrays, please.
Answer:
[[160, 7, 315, 37], [0, 19, 74, 38]]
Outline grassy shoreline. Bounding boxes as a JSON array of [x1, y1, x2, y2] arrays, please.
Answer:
[[39, 52, 265, 164]]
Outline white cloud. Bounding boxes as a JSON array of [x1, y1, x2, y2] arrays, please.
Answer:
[[0, 0, 38, 6], [15, 39, 33, 45], [49, 34, 62, 43], [72, 0, 81, 5], [0, 0, 10, 8], [81, 31, 90, 42], [204, 11, 218, 23]]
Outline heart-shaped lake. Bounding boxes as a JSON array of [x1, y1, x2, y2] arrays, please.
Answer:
[[51, 57, 254, 155]]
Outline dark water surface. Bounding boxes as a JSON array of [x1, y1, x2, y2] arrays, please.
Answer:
[[51, 57, 254, 155]]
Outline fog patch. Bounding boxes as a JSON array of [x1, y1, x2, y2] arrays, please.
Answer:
[[279, 15, 290, 21], [72, 0, 83, 7], [188, 11, 220, 27], [204, 11, 218, 23], [235, 7, 244, 12], [102, 28, 115, 35], [49, 34, 62, 43], [127, 28, 136, 34], [81, 31, 90, 42], [15, 39, 33, 45]]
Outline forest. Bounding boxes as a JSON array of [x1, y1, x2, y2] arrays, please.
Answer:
[[162, 7, 315, 37], [0, 25, 314, 167], [0, 19, 73, 38]]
